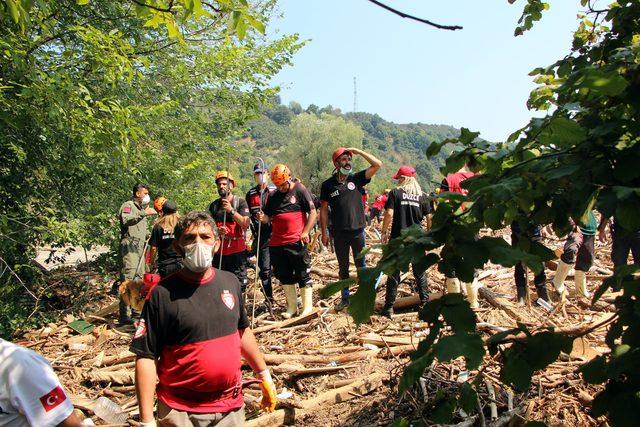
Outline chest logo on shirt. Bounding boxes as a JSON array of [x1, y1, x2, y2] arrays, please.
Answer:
[[133, 318, 147, 339], [289, 195, 297, 204], [221, 290, 235, 310], [347, 182, 356, 190], [39, 385, 66, 412]]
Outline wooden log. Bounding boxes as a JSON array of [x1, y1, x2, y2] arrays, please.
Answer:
[[263, 349, 380, 365], [478, 287, 527, 323], [374, 291, 442, 310], [272, 363, 359, 377], [310, 267, 340, 279], [296, 373, 384, 409], [358, 333, 413, 347], [245, 408, 295, 427], [102, 351, 136, 366], [252, 308, 320, 335], [85, 370, 134, 385], [91, 301, 119, 318]]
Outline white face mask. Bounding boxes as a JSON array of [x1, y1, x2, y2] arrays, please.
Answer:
[[182, 242, 213, 273], [141, 194, 151, 205]]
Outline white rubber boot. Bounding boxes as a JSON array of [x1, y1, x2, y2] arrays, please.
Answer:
[[300, 286, 314, 316], [445, 277, 461, 294], [281, 285, 298, 319], [552, 260, 571, 302], [464, 279, 480, 309], [574, 270, 590, 298]]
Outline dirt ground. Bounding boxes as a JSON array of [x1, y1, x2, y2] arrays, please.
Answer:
[[14, 227, 615, 426]]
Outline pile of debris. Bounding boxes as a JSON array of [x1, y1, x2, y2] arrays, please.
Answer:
[[14, 229, 615, 426]]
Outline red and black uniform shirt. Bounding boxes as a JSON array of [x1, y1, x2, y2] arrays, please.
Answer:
[[130, 269, 249, 413], [245, 185, 275, 240], [385, 188, 431, 239], [208, 196, 250, 255], [263, 183, 314, 247], [320, 170, 370, 232]]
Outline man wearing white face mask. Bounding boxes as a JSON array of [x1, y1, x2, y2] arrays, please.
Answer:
[[118, 183, 157, 325], [131, 211, 277, 426]]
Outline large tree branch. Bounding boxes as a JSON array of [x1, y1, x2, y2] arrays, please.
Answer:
[[366, 0, 462, 31], [130, 0, 174, 13]]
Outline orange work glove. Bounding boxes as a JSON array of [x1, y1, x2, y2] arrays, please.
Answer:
[[258, 369, 277, 412]]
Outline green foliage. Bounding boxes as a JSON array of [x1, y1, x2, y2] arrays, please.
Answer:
[[245, 105, 463, 196], [337, 2, 640, 425], [0, 0, 302, 337]]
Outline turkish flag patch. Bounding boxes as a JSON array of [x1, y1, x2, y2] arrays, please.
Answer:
[[39, 386, 66, 412], [123, 206, 131, 214], [221, 290, 235, 310]]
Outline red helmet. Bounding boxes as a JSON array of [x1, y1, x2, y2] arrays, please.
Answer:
[[332, 147, 352, 164], [271, 164, 291, 186]]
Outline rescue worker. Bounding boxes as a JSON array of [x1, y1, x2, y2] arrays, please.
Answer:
[[119, 183, 156, 325], [380, 166, 432, 317], [131, 211, 276, 426], [208, 171, 251, 292], [0, 339, 84, 427], [370, 189, 390, 225], [149, 199, 182, 278], [258, 164, 317, 319], [511, 220, 549, 304], [551, 211, 597, 301], [598, 216, 640, 270], [440, 166, 480, 308], [246, 163, 275, 304], [319, 147, 382, 310]]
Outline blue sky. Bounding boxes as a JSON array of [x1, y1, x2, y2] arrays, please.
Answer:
[[270, 0, 587, 142]]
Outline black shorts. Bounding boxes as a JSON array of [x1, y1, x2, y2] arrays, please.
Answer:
[[269, 242, 312, 287]]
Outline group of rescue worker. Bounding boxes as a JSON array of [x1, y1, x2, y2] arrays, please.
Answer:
[[107, 148, 640, 427], [5, 146, 639, 427]]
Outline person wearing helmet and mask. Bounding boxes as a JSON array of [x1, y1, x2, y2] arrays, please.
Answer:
[[208, 171, 251, 293], [319, 147, 382, 311], [131, 211, 277, 426], [118, 183, 157, 325], [246, 163, 276, 305], [257, 164, 317, 319], [149, 199, 182, 278]]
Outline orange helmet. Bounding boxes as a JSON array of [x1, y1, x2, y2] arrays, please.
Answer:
[[153, 196, 167, 213], [271, 164, 291, 186], [215, 171, 235, 186], [332, 147, 352, 163]]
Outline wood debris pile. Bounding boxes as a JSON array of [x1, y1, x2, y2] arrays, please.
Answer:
[[14, 228, 616, 426]]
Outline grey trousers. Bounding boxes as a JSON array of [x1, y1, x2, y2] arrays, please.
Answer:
[[157, 401, 245, 427]]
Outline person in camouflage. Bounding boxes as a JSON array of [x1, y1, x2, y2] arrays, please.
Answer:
[[118, 183, 156, 325]]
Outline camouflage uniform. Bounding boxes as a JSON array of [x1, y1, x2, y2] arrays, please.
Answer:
[[118, 200, 149, 320]]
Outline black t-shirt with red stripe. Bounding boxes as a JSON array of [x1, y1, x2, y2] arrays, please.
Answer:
[[263, 183, 313, 247], [130, 269, 249, 413], [320, 170, 370, 232]]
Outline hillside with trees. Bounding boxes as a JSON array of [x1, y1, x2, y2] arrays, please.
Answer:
[[240, 100, 461, 196]]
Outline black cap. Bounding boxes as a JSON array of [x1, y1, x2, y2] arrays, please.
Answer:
[[162, 200, 177, 214], [253, 163, 268, 173]]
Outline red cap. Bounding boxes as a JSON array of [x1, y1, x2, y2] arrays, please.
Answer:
[[332, 147, 352, 163], [393, 165, 416, 179]]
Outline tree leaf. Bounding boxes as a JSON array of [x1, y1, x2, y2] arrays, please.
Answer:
[[433, 333, 485, 370]]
